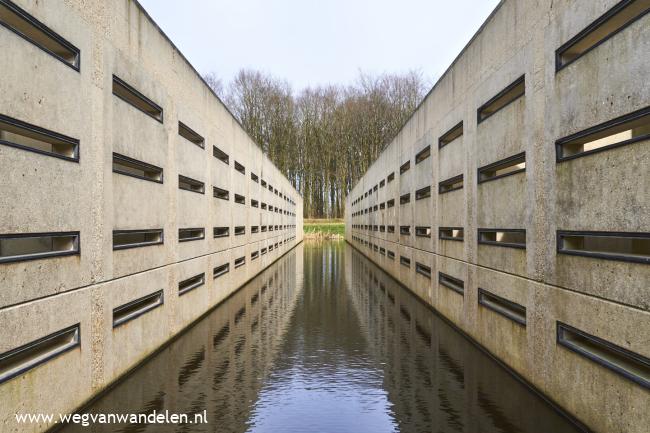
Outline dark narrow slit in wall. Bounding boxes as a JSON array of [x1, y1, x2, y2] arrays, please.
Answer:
[[113, 290, 164, 328], [478, 152, 526, 183], [213, 186, 229, 201], [213, 263, 229, 278], [415, 226, 431, 237], [400, 161, 410, 174], [400, 226, 411, 236], [178, 121, 204, 148], [212, 146, 229, 165], [400, 256, 411, 268], [439, 121, 463, 148], [234, 256, 245, 268], [0, 0, 80, 69], [0, 114, 79, 161], [415, 145, 431, 164], [416, 262, 431, 278], [234, 161, 245, 175], [400, 193, 411, 205], [477, 75, 525, 123], [556, 106, 650, 161], [213, 227, 229, 238], [478, 229, 526, 249], [415, 186, 431, 200], [557, 231, 650, 264], [178, 175, 204, 194], [0, 324, 80, 384], [478, 288, 526, 326], [113, 229, 163, 250], [178, 273, 205, 296], [234, 194, 245, 205], [178, 228, 204, 242], [439, 227, 464, 241], [0, 232, 80, 264], [439, 272, 464, 295], [112, 153, 163, 183], [234, 226, 245, 236], [439, 174, 464, 194], [556, 322, 650, 389], [556, 0, 650, 71], [112, 75, 163, 122]]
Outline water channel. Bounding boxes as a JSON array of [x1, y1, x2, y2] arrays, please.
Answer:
[[61, 241, 582, 433]]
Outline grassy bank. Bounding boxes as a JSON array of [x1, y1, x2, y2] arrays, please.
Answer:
[[304, 219, 345, 240]]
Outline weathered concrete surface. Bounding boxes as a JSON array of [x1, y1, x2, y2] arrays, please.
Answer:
[[346, 1, 650, 432], [0, 0, 302, 431]]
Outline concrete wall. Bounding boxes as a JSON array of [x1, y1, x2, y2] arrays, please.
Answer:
[[346, 1, 649, 432], [0, 0, 302, 431]]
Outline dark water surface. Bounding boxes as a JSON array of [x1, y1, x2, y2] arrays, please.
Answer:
[[61, 242, 582, 433]]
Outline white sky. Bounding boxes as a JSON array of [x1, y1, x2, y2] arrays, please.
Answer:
[[138, 0, 501, 91]]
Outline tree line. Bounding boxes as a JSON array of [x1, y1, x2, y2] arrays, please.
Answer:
[[204, 69, 426, 218]]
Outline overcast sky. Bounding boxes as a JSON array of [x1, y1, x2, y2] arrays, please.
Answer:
[[138, 0, 501, 91]]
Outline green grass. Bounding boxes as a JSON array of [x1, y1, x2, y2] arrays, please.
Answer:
[[304, 220, 345, 236]]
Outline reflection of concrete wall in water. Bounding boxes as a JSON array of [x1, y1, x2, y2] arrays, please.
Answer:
[[0, 0, 303, 430], [344, 248, 580, 433], [60, 247, 303, 433], [345, 1, 649, 431]]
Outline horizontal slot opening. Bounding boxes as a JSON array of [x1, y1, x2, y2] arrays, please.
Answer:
[[415, 146, 430, 164], [178, 121, 204, 148], [478, 152, 526, 183], [113, 290, 164, 328], [478, 229, 526, 249], [415, 186, 431, 200], [373, 244, 378, 252], [0, 0, 79, 69], [0, 324, 80, 384], [179, 228, 204, 242], [387, 172, 395, 182], [373, 185, 378, 192], [387, 250, 395, 259], [261, 247, 267, 255], [212, 146, 229, 165], [179, 273, 205, 296], [269, 226, 274, 232], [557, 322, 650, 388], [234, 256, 245, 268], [234, 194, 245, 205], [234, 161, 245, 174], [234, 226, 245, 236], [416, 262, 431, 278], [380, 202, 385, 209], [387, 226, 395, 233], [269, 245, 274, 251], [261, 179, 266, 187], [400, 256, 411, 267], [379, 179, 385, 188], [268, 183, 273, 191], [213, 186, 229, 201], [251, 251, 259, 260], [0, 232, 79, 264], [439, 227, 464, 241], [178, 175, 204, 194], [213, 263, 229, 279], [400, 225, 411, 235], [113, 229, 163, 250], [213, 227, 229, 238], [400, 193, 410, 205], [400, 161, 410, 174], [380, 225, 386, 233], [439, 272, 464, 295], [261, 226, 267, 232], [556, 0, 650, 70], [373, 225, 378, 232], [439, 121, 463, 148], [415, 226, 431, 237], [477, 75, 525, 123], [0, 114, 79, 161], [261, 203, 267, 210], [556, 106, 650, 161], [387, 199, 395, 208], [251, 226, 259, 233], [251, 199, 259, 208], [251, 172, 258, 182], [112, 76, 162, 122], [558, 231, 650, 264], [439, 174, 464, 194], [478, 288, 526, 326], [379, 247, 386, 255], [112, 153, 162, 183], [373, 205, 378, 212]]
